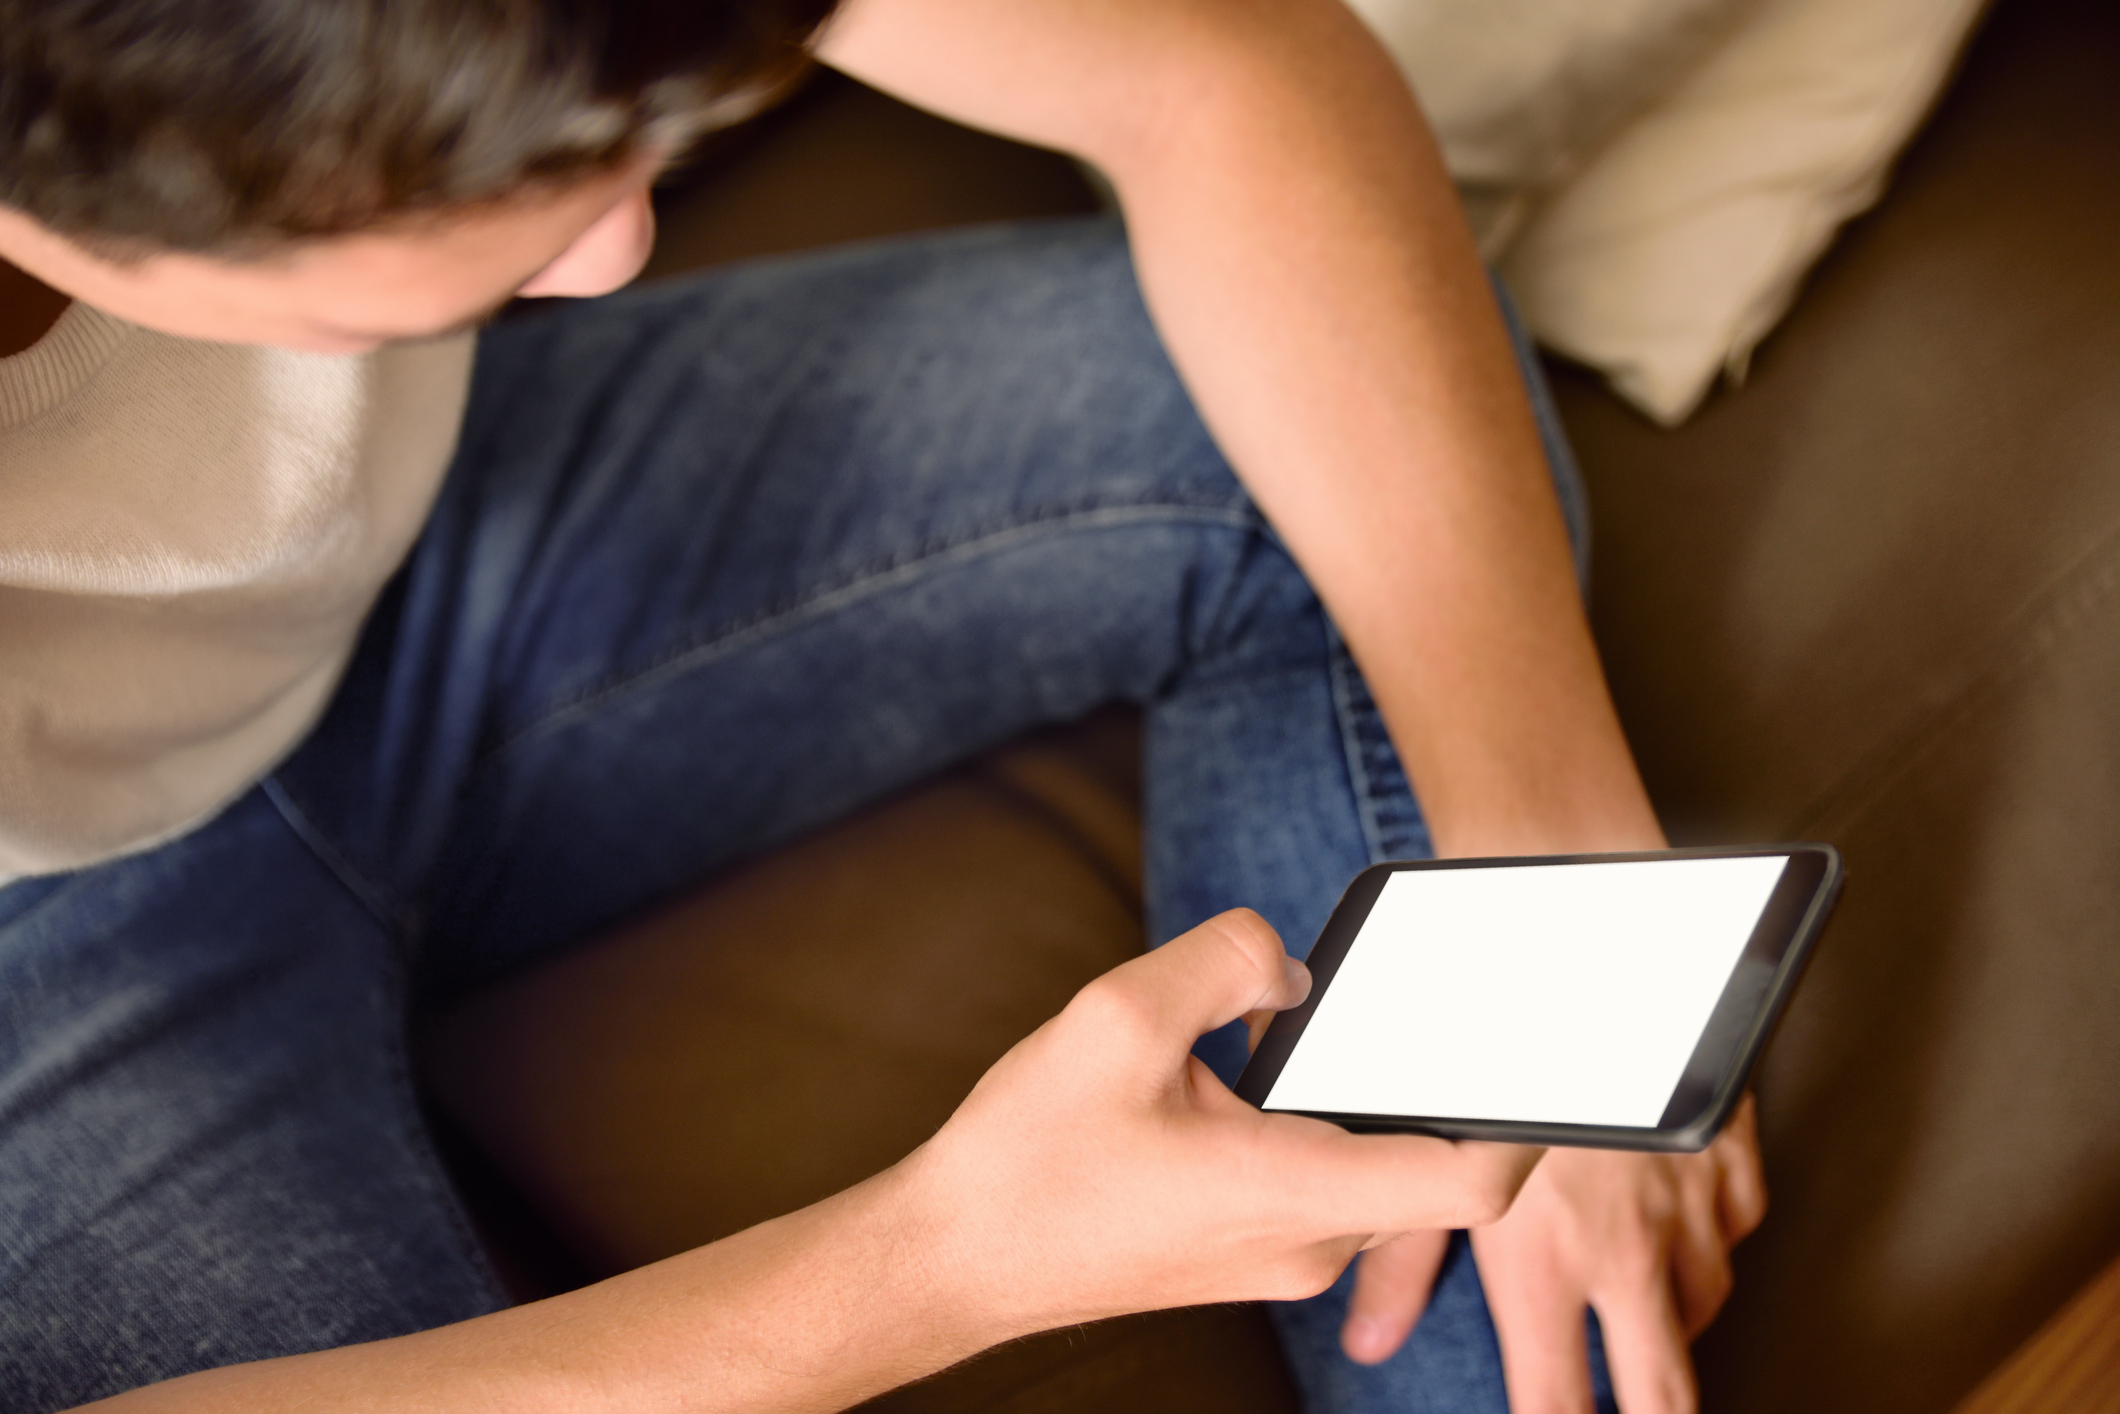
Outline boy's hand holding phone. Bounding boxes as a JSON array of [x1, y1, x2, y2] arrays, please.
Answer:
[[922, 846, 1831, 1375], [899, 907, 1543, 1340]]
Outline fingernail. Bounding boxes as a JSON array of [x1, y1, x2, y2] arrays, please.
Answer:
[[1343, 1315, 1386, 1362], [1283, 954, 1311, 997]]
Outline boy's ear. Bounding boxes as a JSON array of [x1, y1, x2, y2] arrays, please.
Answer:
[[0, 255, 73, 359]]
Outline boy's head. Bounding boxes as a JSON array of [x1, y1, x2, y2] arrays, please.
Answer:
[[0, 0, 837, 348]]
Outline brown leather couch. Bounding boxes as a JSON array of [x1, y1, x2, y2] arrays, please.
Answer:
[[419, 0, 2120, 1409]]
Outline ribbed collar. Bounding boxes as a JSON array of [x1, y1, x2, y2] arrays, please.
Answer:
[[0, 302, 130, 431]]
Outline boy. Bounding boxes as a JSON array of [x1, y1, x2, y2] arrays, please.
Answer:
[[0, 0, 1763, 1409]]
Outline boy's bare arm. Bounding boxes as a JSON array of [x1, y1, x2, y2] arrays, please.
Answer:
[[815, 6, 1766, 1412]]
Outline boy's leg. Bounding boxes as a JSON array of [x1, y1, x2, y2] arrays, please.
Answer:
[[279, 215, 1350, 999], [0, 794, 508, 1411]]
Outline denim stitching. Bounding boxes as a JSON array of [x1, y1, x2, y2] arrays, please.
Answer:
[[1324, 621, 1432, 864], [251, 780, 491, 1290], [374, 981, 515, 1314], [260, 778, 399, 938], [270, 774, 514, 1309], [486, 498, 1261, 762], [1326, 622, 1390, 865]]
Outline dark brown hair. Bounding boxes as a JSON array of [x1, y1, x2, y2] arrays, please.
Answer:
[[0, 0, 839, 255]]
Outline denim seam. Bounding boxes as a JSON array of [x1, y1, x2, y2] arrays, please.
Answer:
[[254, 777, 496, 1295], [260, 778, 399, 938], [271, 774, 516, 1310], [1324, 620, 1391, 865], [485, 499, 1262, 763], [376, 996, 516, 1313]]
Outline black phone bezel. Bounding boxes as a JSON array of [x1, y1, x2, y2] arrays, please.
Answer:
[[1231, 845, 1843, 1152]]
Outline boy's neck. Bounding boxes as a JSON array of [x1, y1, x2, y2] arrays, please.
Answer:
[[0, 257, 73, 358]]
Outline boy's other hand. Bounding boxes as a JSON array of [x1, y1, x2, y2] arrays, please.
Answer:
[[1342, 1098, 1769, 1414], [897, 908, 1543, 1340]]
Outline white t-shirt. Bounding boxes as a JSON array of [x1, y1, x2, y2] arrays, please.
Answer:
[[0, 303, 474, 883]]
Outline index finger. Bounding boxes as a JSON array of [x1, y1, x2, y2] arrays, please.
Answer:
[[1079, 909, 1310, 1063]]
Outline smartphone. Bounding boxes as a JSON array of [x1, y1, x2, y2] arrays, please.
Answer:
[[1233, 846, 1842, 1151]]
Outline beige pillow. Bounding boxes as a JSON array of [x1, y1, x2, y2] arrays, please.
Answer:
[[1349, 0, 1989, 425], [1347, 0, 1753, 251], [1497, 0, 1990, 424]]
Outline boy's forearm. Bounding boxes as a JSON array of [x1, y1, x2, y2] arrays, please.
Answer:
[[1106, 4, 1660, 857], [83, 1165, 994, 1414]]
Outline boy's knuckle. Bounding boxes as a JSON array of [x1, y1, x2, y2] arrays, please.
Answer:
[[1611, 1234, 1666, 1284], [1448, 1153, 1520, 1228], [1068, 975, 1156, 1048], [1456, 1185, 1511, 1229], [1269, 1252, 1344, 1302], [1203, 909, 1284, 991], [1455, 1177, 1514, 1229]]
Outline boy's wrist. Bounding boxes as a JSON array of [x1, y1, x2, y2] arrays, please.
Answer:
[[869, 1132, 1081, 1359], [861, 1151, 1021, 1360], [1426, 785, 1666, 862]]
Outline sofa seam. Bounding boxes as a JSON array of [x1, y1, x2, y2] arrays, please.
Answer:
[[1785, 519, 2120, 839], [973, 767, 1145, 927]]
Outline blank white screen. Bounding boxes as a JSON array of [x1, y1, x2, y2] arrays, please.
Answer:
[[1261, 857, 1786, 1128]]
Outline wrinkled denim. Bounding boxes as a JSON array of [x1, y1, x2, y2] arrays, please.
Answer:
[[0, 216, 1609, 1413]]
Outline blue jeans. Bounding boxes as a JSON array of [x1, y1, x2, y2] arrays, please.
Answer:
[[0, 217, 1611, 1413]]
